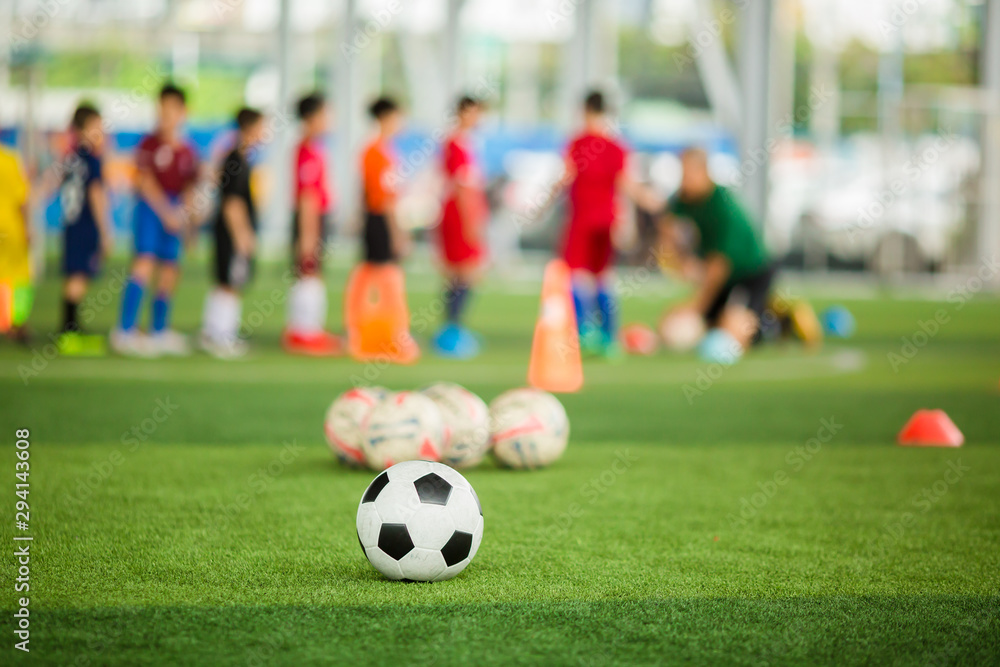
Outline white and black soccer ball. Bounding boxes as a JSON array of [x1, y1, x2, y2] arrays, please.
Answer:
[[360, 391, 445, 471], [489, 388, 569, 469], [356, 461, 484, 581], [422, 382, 490, 469], [324, 386, 387, 467], [659, 308, 706, 352]]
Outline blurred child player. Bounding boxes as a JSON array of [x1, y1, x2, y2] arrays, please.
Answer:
[[283, 92, 341, 356], [199, 107, 265, 359], [560, 90, 660, 359], [112, 83, 200, 356], [661, 147, 820, 362], [0, 143, 32, 342], [433, 96, 488, 359], [361, 97, 407, 264], [57, 103, 113, 356]]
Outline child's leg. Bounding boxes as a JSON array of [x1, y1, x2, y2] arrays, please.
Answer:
[[62, 274, 88, 333], [444, 265, 477, 325], [151, 262, 179, 334], [570, 269, 596, 336], [119, 255, 154, 332], [595, 270, 617, 344]]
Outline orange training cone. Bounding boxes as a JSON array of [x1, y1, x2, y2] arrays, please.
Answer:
[[527, 259, 583, 393], [0, 282, 13, 334], [897, 409, 964, 447], [345, 263, 419, 364]]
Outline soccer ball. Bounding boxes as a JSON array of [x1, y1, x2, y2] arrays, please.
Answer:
[[489, 388, 569, 469], [324, 386, 387, 467], [621, 323, 659, 356], [659, 308, 706, 351], [356, 460, 484, 581], [422, 382, 490, 469], [360, 391, 445, 471]]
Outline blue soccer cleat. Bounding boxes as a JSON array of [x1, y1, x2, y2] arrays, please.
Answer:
[[431, 323, 481, 360]]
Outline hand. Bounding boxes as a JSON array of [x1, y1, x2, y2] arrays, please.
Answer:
[[101, 233, 114, 260], [392, 230, 412, 259], [235, 229, 256, 258], [163, 208, 185, 234]]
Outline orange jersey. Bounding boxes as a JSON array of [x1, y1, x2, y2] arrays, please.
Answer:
[[361, 139, 397, 214]]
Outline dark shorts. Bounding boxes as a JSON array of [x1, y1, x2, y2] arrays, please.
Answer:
[[291, 211, 330, 276], [63, 222, 100, 277], [705, 264, 776, 329], [214, 222, 254, 289], [363, 211, 395, 264]]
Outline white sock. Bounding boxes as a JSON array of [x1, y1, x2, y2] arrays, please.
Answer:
[[219, 291, 242, 342], [288, 277, 327, 334], [201, 290, 223, 341]]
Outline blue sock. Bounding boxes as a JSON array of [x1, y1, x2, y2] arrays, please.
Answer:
[[571, 281, 594, 335], [596, 283, 616, 343], [446, 282, 470, 324], [119, 279, 145, 332], [151, 294, 170, 333]]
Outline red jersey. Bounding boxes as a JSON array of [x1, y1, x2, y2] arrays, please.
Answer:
[[295, 139, 332, 214], [136, 133, 199, 198], [438, 133, 488, 265], [566, 132, 627, 228]]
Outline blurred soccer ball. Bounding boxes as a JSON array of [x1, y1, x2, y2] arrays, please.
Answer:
[[489, 388, 569, 469], [422, 382, 490, 469], [361, 391, 445, 471], [324, 386, 387, 467], [658, 308, 706, 351], [621, 323, 659, 356], [357, 461, 484, 581]]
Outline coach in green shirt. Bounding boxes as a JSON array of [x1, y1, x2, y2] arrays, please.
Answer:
[[663, 148, 775, 347]]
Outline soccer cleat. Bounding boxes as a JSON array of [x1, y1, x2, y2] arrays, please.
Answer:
[[57, 332, 107, 357], [789, 301, 823, 348], [198, 332, 249, 360], [578, 324, 604, 357], [150, 330, 192, 357], [697, 328, 743, 365], [600, 340, 625, 363], [109, 328, 160, 358], [431, 324, 481, 360], [282, 330, 344, 357]]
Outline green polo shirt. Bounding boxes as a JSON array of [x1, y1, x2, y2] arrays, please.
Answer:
[[668, 185, 770, 282]]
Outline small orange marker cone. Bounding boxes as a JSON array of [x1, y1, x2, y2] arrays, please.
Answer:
[[345, 263, 419, 364], [527, 259, 583, 393], [0, 282, 13, 334], [897, 409, 964, 447]]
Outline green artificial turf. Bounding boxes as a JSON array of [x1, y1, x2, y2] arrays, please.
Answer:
[[1, 257, 999, 665]]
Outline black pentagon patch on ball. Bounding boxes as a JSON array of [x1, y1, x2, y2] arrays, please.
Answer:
[[441, 530, 473, 566], [362, 471, 390, 503], [378, 523, 414, 561], [414, 473, 452, 506]]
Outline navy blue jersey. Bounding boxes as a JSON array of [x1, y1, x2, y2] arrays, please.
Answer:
[[61, 146, 102, 231]]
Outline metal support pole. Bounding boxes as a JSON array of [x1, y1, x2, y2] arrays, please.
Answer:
[[335, 0, 361, 233], [443, 0, 464, 107], [737, 0, 774, 228], [264, 0, 294, 249], [980, 0, 1000, 284]]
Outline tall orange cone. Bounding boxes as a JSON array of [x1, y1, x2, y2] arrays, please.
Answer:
[[897, 409, 964, 447], [345, 263, 419, 364], [0, 282, 13, 334], [528, 259, 583, 393]]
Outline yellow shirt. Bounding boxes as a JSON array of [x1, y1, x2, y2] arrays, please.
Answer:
[[0, 146, 31, 283]]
